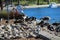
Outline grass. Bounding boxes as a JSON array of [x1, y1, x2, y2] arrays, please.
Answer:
[[0, 10, 7, 14], [0, 10, 8, 18]]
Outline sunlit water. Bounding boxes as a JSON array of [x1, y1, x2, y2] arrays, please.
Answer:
[[23, 7, 60, 23]]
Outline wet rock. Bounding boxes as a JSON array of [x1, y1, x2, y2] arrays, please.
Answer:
[[40, 16, 51, 21], [52, 22, 60, 26], [47, 25, 54, 31]]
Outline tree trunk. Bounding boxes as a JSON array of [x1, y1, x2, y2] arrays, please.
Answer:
[[11, 0, 13, 6], [37, 0, 39, 5], [47, 0, 50, 4], [18, 0, 20, 5], [0, 0, 3, 10]]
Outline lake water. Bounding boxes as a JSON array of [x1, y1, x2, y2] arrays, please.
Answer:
[[23, 7, 60, 23]]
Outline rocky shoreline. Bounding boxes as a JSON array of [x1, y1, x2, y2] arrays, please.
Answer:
[[0, 15, 60, 40]]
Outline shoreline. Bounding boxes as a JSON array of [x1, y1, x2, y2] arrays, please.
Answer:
[[2, 4, 60, 10], [23, 4, 60, 8], [0, 18, 60, 40]]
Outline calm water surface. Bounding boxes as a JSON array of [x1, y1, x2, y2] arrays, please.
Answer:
[[23, 7, 60, 23]]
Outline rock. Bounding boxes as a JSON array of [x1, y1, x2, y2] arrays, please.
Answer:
[[40, 16, 51, 21]]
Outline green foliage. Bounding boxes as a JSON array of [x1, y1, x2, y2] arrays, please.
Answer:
[[1, 0, 60, 5], [11, 0, 60, 5]]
